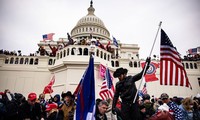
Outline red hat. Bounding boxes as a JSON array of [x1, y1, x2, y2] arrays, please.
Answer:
[[28, 93, 37, 101], [45, 103, 58, 111]]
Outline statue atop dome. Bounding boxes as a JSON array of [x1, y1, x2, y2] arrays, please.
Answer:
[[87, 0, 95, 15]]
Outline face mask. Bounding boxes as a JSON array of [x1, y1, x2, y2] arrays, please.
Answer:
[[190, 105, 193, 108]]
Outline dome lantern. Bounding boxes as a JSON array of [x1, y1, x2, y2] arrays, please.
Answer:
[[87, 0, 95, 15]]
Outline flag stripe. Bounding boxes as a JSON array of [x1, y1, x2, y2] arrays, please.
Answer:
[[99, 68, 115, 100], [142, 83, 147, 94], [160, 29, 191, 89], [43, 33, 54, 41]]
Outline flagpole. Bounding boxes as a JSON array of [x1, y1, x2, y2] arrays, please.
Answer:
[[133, 21, 162, 103]]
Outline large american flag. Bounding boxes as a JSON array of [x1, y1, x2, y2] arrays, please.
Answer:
[[160, 29, 192, 89], [99, 68, 115, 100]]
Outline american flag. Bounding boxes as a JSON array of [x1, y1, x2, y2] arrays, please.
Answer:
[[142, 83, 147, 94], [160, 29, 192, 89], [99, 68, 115, 100], [43, 33, 55, 41], [188, 48, 197, 55]]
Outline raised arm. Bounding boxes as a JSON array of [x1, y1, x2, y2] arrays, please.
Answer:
[[131, 57, 151, 82]]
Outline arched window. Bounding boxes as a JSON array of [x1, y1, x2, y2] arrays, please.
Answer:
[[129, 61, 133, 67], [104, 53, 106, 60], [134, 61, 137, 67], [48, 59, 53, 65], [34, 58, 38, 65], [78, 48, 82, 55], [57, 53, 59, 59], [71, 47, 76, 55], [83, 48, 88, 55], [107, 54, 110, 61], [20, 58, 24, 64], [67, 48, 70, 55], [190, 63, 193, 69], [15, 58, 19, 64], [10, 57, 14, 64], [53, 59, 56, 65], [96, 49, 99, 57], [60, 51, 62, 58], [111, 61, 114, 67], [185, 63, 189, 69], [5, 58, 9, 64], [115, 61, 119, 67], [63, 50, 66, 57], [182, 63, 185, 68], [100, 51, 103, 58], [29, 58, 34, 65], [25, 58, 29, 64], [138, 61, 140, 67], [194, 63, 197, 69]]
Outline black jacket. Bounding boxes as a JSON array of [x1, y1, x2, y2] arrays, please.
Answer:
[[112, 70, 145, 108], [47, 110, 64, 120], [19, 101, 42, 120]]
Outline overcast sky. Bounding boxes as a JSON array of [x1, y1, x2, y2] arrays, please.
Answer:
[[0, 0, 199, 59]]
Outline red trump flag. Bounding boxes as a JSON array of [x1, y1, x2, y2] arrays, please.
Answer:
[[43, 75, 55, 94], [141, 62, 159, 82]]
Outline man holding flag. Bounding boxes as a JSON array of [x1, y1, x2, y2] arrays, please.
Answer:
[[112, 57, 151, 120]]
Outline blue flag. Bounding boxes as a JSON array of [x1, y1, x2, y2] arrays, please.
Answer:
[[75, 57, 96, 120], [113, 36, 118, 47]]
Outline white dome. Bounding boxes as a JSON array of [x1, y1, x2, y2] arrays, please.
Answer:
[[71, 1, 110, 40]]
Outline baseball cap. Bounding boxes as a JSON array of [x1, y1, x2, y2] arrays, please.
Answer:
[[160, 93, 169, 100], [28, 93, 37, 101], [46, 103, 58, 111]]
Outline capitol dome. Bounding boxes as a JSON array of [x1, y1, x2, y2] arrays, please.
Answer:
[[71, 1, 110, 41]]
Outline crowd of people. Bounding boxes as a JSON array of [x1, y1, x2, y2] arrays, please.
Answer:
[[0, 88, 200, 120], [183, 54, 200, 61], [0, 35, 114, 58], [0, 57, 200, 120], [40, 37, 113, 57]]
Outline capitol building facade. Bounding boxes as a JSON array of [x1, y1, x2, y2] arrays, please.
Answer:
[[0, 1, 199, 99]]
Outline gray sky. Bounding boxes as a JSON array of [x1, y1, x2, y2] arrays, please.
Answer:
[[0, 0, 199, 59]]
